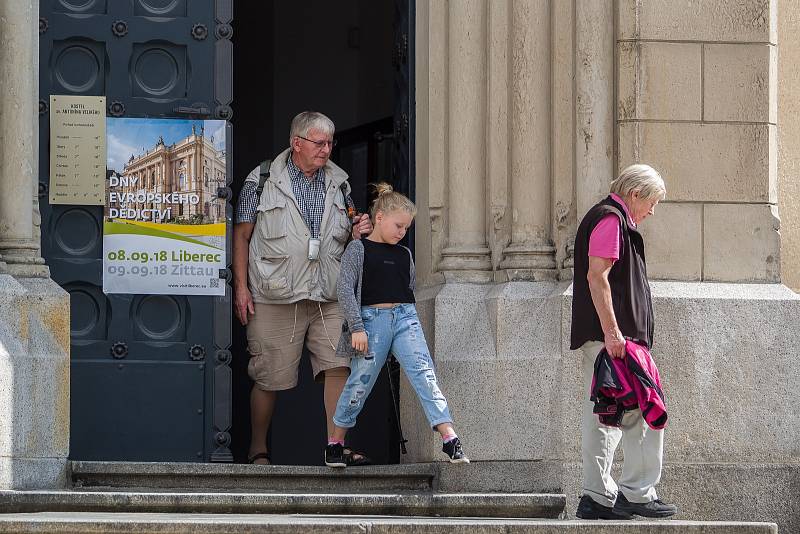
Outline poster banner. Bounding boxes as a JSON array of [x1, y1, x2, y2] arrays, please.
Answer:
[[103, 118, 227, 295], [49, 95, 106, 205]]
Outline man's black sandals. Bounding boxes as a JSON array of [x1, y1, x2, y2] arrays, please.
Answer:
[[247, 452, 271, 465], [343, 448, 371, 466]]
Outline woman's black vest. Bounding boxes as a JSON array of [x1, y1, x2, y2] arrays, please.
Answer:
[[570, 196, 654, 350]]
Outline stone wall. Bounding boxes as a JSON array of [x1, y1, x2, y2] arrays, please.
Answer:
[[778, 0, 800, 292], [561, 282, 800, 532], [0, 276, 69, 489], [410, 0, 797, 530], [619, 0, 779, 282], [416, 0, 781, 284]]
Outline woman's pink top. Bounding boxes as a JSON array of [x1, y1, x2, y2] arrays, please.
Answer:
[[588, 193, 636, 262]]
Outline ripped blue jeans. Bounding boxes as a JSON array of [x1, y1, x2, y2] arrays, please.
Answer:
[[332, 304, 453, 430]]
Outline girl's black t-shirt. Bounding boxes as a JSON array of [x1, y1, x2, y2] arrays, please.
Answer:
[[360, 238, 415, 305]]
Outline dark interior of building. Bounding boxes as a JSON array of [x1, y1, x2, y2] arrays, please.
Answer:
[[230, 0, 404, 465]]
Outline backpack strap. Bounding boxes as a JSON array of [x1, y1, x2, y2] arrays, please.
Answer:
[[339, 181, 355, 212], [257, 159, 272, 195]]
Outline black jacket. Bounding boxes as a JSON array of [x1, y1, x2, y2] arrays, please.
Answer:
[[570, 196, 654, 350]]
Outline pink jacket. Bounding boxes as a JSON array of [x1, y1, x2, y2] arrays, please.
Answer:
[[590, 340, 667, 430]]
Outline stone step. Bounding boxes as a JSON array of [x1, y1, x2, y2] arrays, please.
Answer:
[[0, 490, 564, 518], [70, 461, 437, 493], [0, 512, 779, 534]]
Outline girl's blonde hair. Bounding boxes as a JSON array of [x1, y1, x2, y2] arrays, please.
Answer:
[[369, 182, 417, 219]]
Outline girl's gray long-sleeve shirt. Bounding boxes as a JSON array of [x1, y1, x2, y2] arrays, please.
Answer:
[[335, 238, 416, 358]]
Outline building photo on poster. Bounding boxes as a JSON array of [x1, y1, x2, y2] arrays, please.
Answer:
[[103, 118, 227, 295]]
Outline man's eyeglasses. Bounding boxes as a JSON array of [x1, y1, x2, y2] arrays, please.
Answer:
[[297, 136, 337, 149]]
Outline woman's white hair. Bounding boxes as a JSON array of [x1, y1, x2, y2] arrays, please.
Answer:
[[289, 111, 335, 145], [610, 164, 666, 201]]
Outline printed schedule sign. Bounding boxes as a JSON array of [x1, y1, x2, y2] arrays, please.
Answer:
[[102, 118, 227, 295], [49, 95, 106, 205]]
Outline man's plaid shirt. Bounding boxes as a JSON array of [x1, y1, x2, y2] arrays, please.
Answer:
[[235, 154, 354, 239]]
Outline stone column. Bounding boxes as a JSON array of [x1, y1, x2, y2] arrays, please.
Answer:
[[499, 0, 556, 279], [554, 0, 617, 510], [0, 0, 70, 490], [551, 0, 576, 276], [0, 0, 47, 278], [486, 0, 511, 274], [438, 0, 492, 275], [575, 0, 615, 218]]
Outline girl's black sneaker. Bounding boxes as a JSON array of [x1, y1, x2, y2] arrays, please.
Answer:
[[325, 443, 346, 468], [442, 437, 470, 463]]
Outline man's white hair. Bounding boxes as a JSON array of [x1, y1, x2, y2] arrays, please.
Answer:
[[289, 111, 335, 145], [610, 164, 666, 201]]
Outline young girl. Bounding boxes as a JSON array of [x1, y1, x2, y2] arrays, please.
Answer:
[[326, 183, 469, 467]]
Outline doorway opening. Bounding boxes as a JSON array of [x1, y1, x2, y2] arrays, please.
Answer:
[[229, 0, 414, 465]]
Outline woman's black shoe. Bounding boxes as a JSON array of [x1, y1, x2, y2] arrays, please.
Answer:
[[576, 495, 633, 520], [613, 493, 678, 518]]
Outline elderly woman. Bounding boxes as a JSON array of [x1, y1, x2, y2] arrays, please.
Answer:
[[570, 164, 677, 520]]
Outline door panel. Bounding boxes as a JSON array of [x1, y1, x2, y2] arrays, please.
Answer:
[[393, 0, 415, 208], [39, 0, 233, 462], [70, 361, 205, 462]]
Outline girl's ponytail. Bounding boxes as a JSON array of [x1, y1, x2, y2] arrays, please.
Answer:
[[369, 182, 416, 219]]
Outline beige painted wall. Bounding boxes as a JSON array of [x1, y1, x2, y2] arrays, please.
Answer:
[[778, 0, 800, 292]]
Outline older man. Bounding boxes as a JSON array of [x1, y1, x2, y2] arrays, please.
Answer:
[[233, 111, 371, 465], [570, 164, 678, 520]]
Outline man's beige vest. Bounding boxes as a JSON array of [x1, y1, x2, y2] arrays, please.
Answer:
[[247, 148, 352, 304]]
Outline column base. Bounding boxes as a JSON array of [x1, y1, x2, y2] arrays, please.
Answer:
[[439, 245, 492, 271], [557, 244, 575, 281], [0, 276, 70, 490], [498, 244, 559, 281], [0, 242, 49, 278], [499, 243, 557, 270], [0, 457, 68, 490], [4, 263, 50, 278], [503, 269, 560, 282], [442, 270, 495, 283], [405, 280, 568, 462]]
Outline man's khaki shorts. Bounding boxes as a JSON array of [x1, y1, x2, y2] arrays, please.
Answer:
[[246, 300, 347, 391]]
